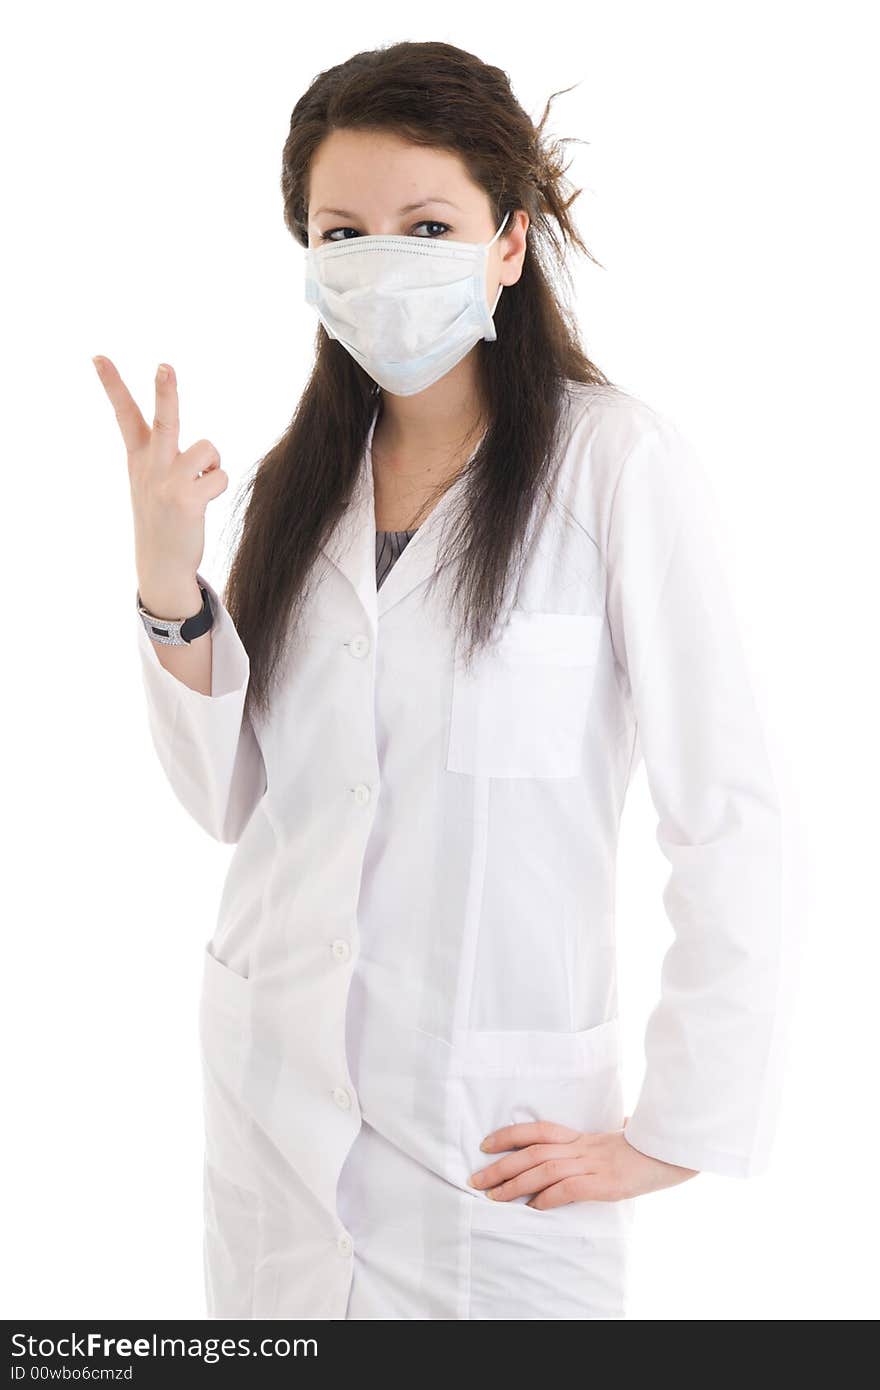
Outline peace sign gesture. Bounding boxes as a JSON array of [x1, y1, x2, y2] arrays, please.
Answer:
[[92, 356, 228, 617]]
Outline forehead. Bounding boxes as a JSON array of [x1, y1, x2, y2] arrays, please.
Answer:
[[308, 130, 473, 210]]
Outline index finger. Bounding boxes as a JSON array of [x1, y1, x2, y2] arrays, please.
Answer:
[[92, 355, 150, 455], [479, 1120, 581, 1152]]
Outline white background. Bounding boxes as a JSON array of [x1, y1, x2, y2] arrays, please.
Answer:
[[3, 0, 877, 1320]]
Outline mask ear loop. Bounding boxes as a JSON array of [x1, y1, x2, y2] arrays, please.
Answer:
[[484, 210, 512, 331], [490, 209, 512, 244]]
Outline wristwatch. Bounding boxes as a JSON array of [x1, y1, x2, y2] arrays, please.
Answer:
[[137, 579, 214, 645]]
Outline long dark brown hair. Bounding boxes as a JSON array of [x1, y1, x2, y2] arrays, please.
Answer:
[[223, 40, 614, 725]]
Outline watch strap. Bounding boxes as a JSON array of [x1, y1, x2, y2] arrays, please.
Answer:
[[137, 580, 214, 645]]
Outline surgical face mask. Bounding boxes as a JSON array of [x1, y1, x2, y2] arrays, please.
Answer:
[[304, 210, 511, 396]]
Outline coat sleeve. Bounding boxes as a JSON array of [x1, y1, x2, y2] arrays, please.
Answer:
[[604, 414, 785, 1178], [135, 570, 267, 844]]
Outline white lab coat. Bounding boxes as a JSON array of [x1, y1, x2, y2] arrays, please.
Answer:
[[136, 380, 784, 1320]]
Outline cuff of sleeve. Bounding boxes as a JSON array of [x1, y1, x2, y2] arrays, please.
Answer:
[[135, 571, 250, 701], [622, 1119, 770, 1179]]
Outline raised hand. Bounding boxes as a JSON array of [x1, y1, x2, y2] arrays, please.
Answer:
[[92, 356, 227, 618]]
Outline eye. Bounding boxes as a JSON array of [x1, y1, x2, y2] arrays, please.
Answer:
[[319, 220, 452, 244], [319, 227, 359, 244], [412, 221, 451, 239]]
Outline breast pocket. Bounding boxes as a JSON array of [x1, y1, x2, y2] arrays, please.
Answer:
[[446, 611, 604, 779]]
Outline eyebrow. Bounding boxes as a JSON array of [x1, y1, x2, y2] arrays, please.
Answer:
[[312, 198, 461, 219]]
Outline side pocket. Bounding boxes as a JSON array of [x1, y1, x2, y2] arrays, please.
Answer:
[[453, 1017, 620, 1078], [201, 939, 251, 1020], [198, 939, 262, 1317], [456, 1018, 635, 1241], [198, 939, 256, 1193]]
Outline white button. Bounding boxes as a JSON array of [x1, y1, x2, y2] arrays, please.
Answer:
[[348, 635, 370, 659], [331, 939, 351, 962], [332, 1085, 352, 1110], [337, 1232, 353, 1257], [352, 783, 371, 805]]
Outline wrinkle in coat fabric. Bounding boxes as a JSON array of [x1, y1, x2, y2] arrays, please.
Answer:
[[135, 380, 785, 1320]]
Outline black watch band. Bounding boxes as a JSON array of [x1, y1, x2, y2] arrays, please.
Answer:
[[137, 581, 215, 646]]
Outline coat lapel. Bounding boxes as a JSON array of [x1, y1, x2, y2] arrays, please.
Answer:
[[317, 406, 381, 635], [319, 402, 475, 629]]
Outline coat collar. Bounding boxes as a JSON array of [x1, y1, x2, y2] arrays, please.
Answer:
[[319, 401, 476, 634]]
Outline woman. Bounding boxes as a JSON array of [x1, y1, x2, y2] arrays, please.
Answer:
[[94, 41, 784, 1321]]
